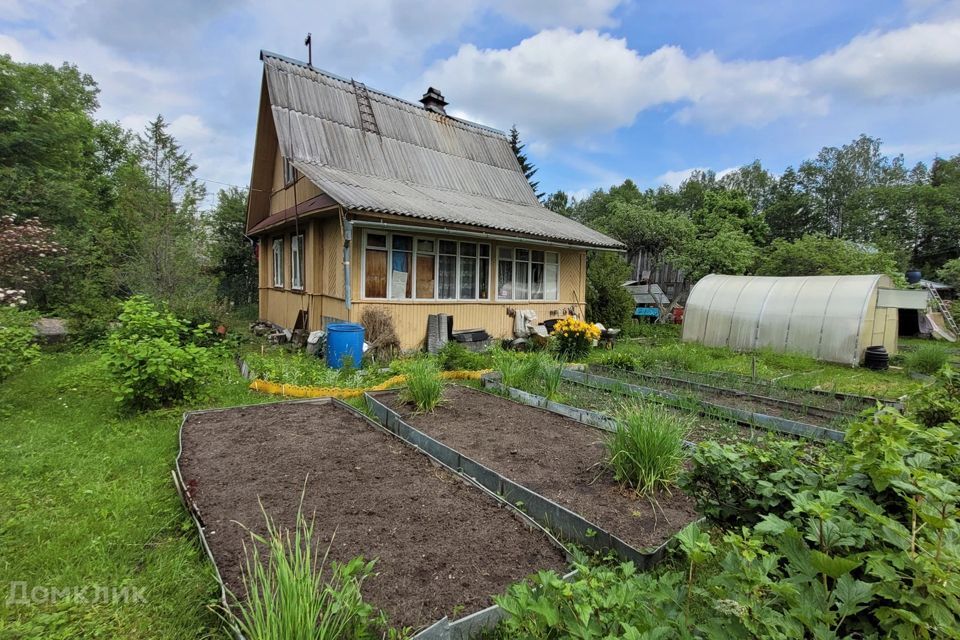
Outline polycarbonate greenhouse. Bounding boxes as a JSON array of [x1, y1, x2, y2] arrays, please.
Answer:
[[681, 274, 904, 366]]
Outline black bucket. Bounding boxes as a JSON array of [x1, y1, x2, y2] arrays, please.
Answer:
[[864, 346, 889, 371]]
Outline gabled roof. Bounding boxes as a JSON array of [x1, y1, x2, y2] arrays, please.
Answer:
[[256, 51, 623, 249]]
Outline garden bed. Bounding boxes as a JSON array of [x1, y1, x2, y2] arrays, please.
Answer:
[[525, 376, 762, 445], [587, 364, 856, 428], [375, 386, 698, 555], [566, 368, 847, 442], [176, 400, 568, 632]]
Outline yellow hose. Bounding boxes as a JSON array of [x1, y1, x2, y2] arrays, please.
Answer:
[[248, 370, 490, 398]]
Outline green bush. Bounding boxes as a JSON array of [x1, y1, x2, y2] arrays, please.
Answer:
[[908, 366, 960, 428], [398, 358, 444, 412], [936, 257, 960, 291], [585, 252, 634, 328], [63, 296, 119, 345], [223, 502, 393, 640], [680, 438, 836, 526], [495, 384, 960, 639], [606, 403, 690, 495], [904, 343, 950, 375], [104, 296, 217, 410], [436, 341, 489, 371], [0, 306, 40, 381], [493, 559, 689, 638]]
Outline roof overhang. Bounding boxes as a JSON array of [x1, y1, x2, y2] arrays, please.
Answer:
[[247, 193, 339, 235], [350, 217, 623, 251]]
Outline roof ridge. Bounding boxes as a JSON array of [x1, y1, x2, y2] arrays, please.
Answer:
[[260, 50, 508, 139], [271, 104, 532, 192]]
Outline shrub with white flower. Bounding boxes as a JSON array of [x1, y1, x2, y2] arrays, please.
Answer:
[[0, 214, 63, 306]]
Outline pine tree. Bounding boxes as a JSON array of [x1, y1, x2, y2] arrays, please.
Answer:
[[509, 125, 543, 201]]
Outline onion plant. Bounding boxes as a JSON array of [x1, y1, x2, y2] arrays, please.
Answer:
[[221, 499, 384, 640], [606, 403, 691, 495], [399, 358, 445, 412], [539, 356, 565, 401], [492, 349, 540, 390]]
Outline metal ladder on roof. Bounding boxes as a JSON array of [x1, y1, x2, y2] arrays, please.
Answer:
[[926, 281, 959, 336], [351, 80, 380, 136]]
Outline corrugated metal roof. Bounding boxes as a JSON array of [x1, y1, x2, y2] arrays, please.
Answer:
[[623, 282, 670, 305], [260, 51, 623, 249]]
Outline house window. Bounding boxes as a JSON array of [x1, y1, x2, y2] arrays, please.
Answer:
[[390, 235, 412, 299], [415, 239, 435, 299], [291, 233, 304, 290], [282, 157, 297, 185], [497, 247, 559, 301], [438, 240, 457, 299], [364, 234, 387, 298], [272, 237, 284, 288], [363, 231, 489, 301]]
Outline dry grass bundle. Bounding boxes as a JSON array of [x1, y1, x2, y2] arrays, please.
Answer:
[[360, 307, 400, 362]]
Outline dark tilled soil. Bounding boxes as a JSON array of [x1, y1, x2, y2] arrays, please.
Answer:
[[178, 401, 567, 631], [380, 387, 699, 551]]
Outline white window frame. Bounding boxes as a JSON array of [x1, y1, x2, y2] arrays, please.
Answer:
[[282, 157, 297, 186], [361, 230, 490, 302], [272, 237, 284, 288], [290, 233, 304, 290], [496, 247, 560, 301]]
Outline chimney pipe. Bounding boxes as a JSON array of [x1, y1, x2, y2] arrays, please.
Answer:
[[419, 87, 448, 115]]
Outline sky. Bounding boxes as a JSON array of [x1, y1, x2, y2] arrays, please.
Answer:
[[2, 0, 960, 204]]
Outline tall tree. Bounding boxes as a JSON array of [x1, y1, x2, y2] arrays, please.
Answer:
[[206, 187, 257, 306], [544, 190, 571, 216], [509, 125, 543, 200], [763, 167, 818, 241], [0, 55, 101, 229], [796, 134, 906, 237], [718, 160, 775, 215], [599, 199, 694, 280], [124, 116, 211, 312], [756, 234, 900, 280]]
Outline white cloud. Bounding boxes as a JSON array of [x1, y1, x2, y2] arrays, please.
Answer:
[[655, 166, 737, 188], [0, 34, 28, 60], [494, 0, 624, 29], [168, 114, 214, 145], [417, 19, 960, 143], [655, 168, 704, 188], [808, 20, 960, 99]]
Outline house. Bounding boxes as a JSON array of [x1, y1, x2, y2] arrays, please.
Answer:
[[245, 51, 623, 349]]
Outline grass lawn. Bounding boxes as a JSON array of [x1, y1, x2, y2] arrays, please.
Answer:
[[0, 331, 939, 639], [0, 351, 273, 640]]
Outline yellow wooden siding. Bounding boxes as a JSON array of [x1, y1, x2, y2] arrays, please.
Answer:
[[269, 152, 321, 214], [348, 236, 586, 348], [352, 301, 584, 349], [323, 216, 345, 300]]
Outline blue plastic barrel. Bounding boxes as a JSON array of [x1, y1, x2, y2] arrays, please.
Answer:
[[326, 323, 365, 369]]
